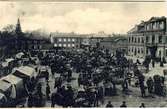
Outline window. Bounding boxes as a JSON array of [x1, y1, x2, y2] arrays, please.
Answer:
[[138, 37, 140, 43], [64, 38, 67, 42], [138, 48, 140, 54], [72, 38, 75, 42], [160, 22, 164, 29], [146, 36, 149, 43], [129, 37, 130, 43], [153, 23, 156, 29], [132, 47, 133, 52], [141, 37, 144, 43], [134, 38, 137, 43], [166, 49, 167, 56], [68, 38, 71, 42], [58, 38, 62, 42], [72, 44, 75, 47], [132, 37, 134, 43], [141, 48, 144, 54], [68, 44, 71, 47], [54, 44, 57, 47], [146, 49, 149, 54], [59, 44, 62, 47], [152, 35, 155, 43], [159, 35, 162, 43], [63, 44, 66, 47], [159, 51, 161, 57]]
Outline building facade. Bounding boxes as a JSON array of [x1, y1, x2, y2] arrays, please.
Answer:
[[100, 35, 128, 54], [127, 16, 167, 59], [50, 32, 88, 49]]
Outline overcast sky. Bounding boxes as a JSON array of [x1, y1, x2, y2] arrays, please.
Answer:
[[0, 1, 166, 34]]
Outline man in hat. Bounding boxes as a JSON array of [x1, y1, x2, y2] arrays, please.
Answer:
[[106, 101, 113, 107], [120, 101, 127, 107]]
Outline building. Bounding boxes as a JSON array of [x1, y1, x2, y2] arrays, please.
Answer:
[[100, 34, 128, 54], [50, 32, 88, 49], [89, 31, 107, 47], [127, 16, 167, 59]]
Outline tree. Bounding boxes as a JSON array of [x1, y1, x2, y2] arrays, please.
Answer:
[[2, 24, 16, 34]]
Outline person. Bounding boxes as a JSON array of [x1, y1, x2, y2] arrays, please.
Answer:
[[139, 103, 145, 108], [146, 77, 154, 94], [45, 69, 49, 81], [94, 89, 98, 107], [64, 85, 74, 107], [97, 86, 104, 105], [27, 93, 34, 107], [54, 76, 62, 88], [34, 83, 44, 107], [51, 91, 63, 107], [120, 101, 127, 107], [106, 101, 113, 107], [67, 68, 72, 79], [122, 79, 128, 92], [46, 82, 51, 100], [138, 74, 146, 97], [136, 59, 141, 65]]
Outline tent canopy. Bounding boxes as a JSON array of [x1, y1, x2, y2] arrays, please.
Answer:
[[2, 74, 23, 85], [1, 58, 14, 67], [16, 52, 24, 59], [13, 66, 37, 78], [0, 80, 12, 92]]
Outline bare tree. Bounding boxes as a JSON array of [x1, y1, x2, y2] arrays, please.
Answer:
[[2, 24, 16, 33]]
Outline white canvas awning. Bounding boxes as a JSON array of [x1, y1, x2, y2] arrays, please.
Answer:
[[5, 58, 14, 63], [1, 58, 14, 67], [13, 66, 37, 78], [16, 52, 24, 59], [0, 80, 12, 92], [2, 74, 23, 85]]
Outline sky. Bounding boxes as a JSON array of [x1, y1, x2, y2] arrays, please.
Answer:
[[0, 1, 167, 34]]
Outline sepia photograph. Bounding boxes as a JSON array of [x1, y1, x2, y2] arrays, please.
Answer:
[[0, 0, 167, 107]]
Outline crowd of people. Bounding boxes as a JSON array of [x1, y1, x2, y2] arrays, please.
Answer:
[[1, 45, 167, 107]]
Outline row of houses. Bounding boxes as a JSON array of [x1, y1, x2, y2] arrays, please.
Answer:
[[50, 32, 128, 54], [127, 16, 167, 60]]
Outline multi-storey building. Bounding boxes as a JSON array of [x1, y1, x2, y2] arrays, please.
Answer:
[[100, 34, 128, 54], [127, 16, 167, 59], [50, 32, 88, 49]]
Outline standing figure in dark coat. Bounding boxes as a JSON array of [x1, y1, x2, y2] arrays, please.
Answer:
[[138, 74, 146, 97], [27, 93, 34, 107], [45, 69, 49, 81], [54, 76, 62, 88], [106, 101, 113, 107], [146, 77, 154, 94], [64, 86, 74, 107], [97, 86, 104, 105]]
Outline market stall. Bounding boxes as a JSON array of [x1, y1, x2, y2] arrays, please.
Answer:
[[0, 80, 12, 98], [12, 66, 37, 82], [2, 74, 24, 98]]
